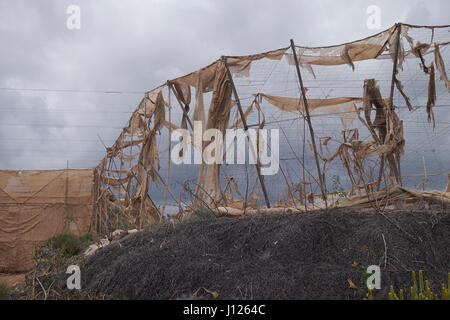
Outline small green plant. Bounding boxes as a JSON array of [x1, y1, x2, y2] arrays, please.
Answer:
[[188, 207, 222, 221], [365, 270, 449, 300], [45, 232, 93, 257], [389, 270, 450, 300], [0, 281, 10, 300]]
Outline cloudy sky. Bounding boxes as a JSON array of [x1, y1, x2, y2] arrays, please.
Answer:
[[0, 0, 449, 172]]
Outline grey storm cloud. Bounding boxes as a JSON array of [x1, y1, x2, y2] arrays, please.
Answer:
[[0, 0, 449, 170]]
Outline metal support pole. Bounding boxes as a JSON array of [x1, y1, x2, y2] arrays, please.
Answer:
[[290, 39, 327, 205], [222, 57, 271, 208]]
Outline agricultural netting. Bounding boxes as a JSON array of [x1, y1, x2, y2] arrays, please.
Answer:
[[93, 23, 450, 231]]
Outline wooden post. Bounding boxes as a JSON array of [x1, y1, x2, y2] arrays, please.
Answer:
[[168, 82, 194, 130], [389, 23, 402, 112], [290, 39, 327, 205], [378, 23, 402, 190], [65, 160, 69, 226], [222, 57, 271, 208]]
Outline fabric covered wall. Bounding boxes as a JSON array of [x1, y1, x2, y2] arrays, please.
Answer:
[[0, 169, 93, 272]]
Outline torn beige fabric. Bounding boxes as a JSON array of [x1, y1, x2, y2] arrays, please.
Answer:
[[434, 44, 450, 92], [203, 61, 233, 204], [363, 79, 388, 144], [227, 48, 288, 77], [172, 61, 219, 93], [138, 88, 162, 118], [124, 111, 146, 134], [153, 89, 166, 131], [193, 71, 206, 125], [341, 44, 356, 70], [394, 78, 413, 111], [285, 26, 394, 70], [311, 101, 360, 130], [388, 26, 405, 70], [0, 169, 93, 272], [140, 129, 160, 183], [260, 93, 362, 128]]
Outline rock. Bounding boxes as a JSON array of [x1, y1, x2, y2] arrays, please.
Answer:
[[112, 229, 126, 240], [84, 244, 99, 257], [128, 229, 138, 235], [98, 238, 110, 247]]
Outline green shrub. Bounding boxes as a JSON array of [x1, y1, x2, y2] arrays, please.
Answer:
[[188, 207, 222, 221], [78, 232, 94, 244], [0, 281, 9, 300], [145, 219, 165, 230], [45, 232, 93, 257]]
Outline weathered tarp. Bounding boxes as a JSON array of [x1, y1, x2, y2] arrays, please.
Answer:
[[0, 169, 93, 272]]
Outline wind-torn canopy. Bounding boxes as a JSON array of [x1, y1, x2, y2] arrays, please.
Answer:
[[91, 23, 450, 233]]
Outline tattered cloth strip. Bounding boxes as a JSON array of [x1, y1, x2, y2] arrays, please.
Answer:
[[138, 88, 160, 118], [284, 53, 317, 78], [153, 89, 166, 131], [227, 47, 288, 77], [340, 44, 355, 71], [363, 79, 388, 144], [259, 93, 361, 129], [394, 78, 413, 111], [124, 111, 146, 134], [259, 93, 362, 114], [202, 61, 233, 204], [434, 43, 450, 92], [162, 119, 181, 132], [193, 70, 206, 126], [388, 26, 405, 70], [139, 129, 160, 183]]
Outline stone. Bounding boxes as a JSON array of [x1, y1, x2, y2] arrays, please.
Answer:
[[98, 238, 110, 247], [112, 229, 126, 240], [84, 244, 99, 257]]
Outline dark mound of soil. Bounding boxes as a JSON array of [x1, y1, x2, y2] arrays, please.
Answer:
[[81, 210, 450, 299]]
